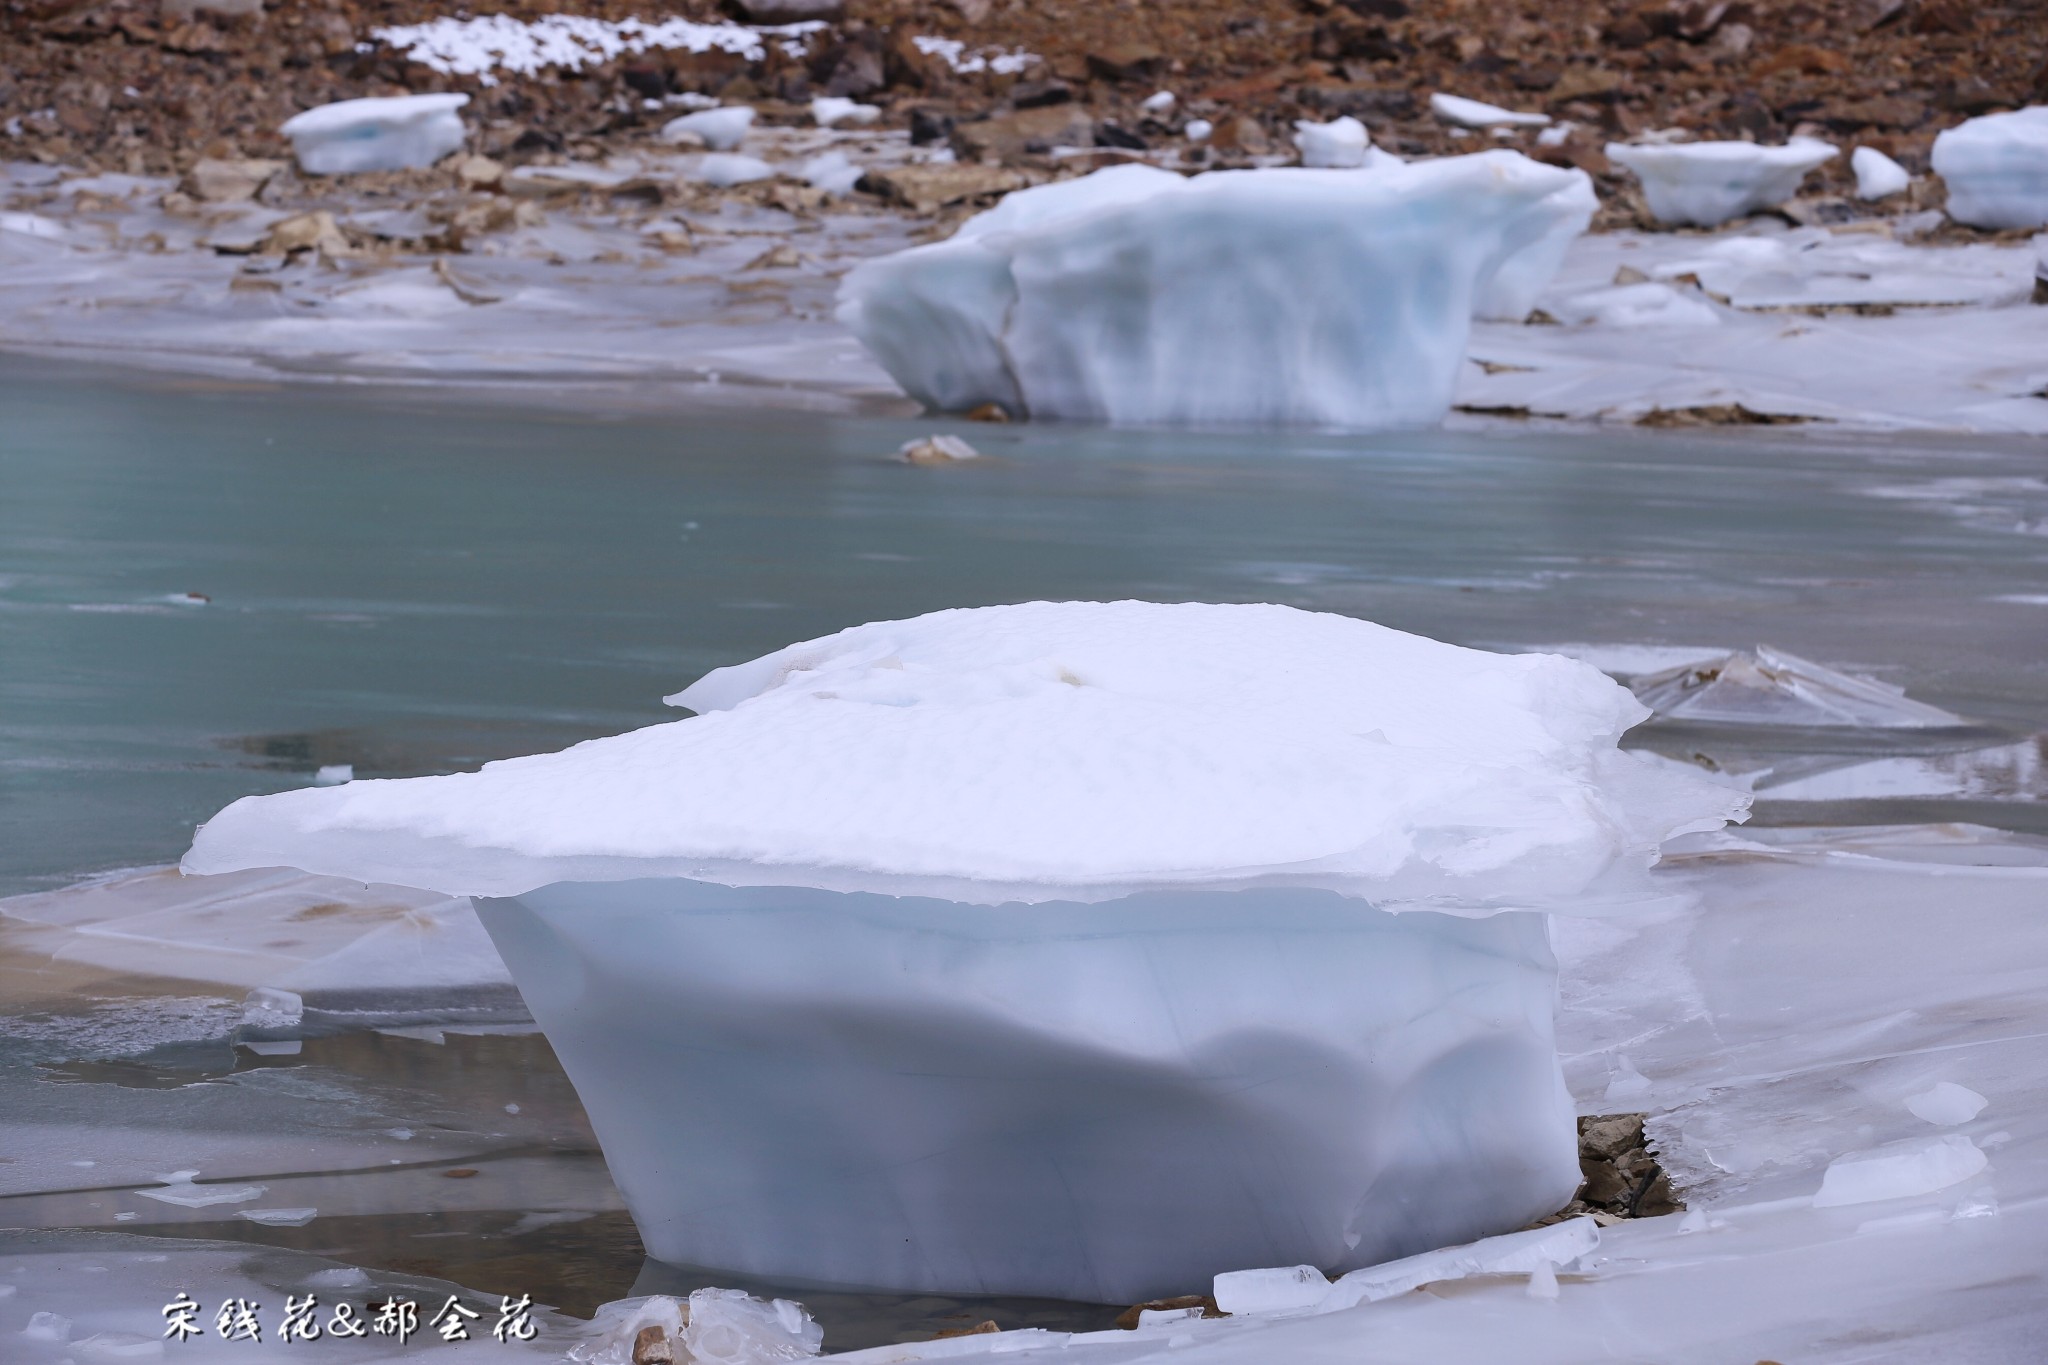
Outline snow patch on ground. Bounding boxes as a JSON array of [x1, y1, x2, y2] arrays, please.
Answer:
[[372, 14, 826, 83]]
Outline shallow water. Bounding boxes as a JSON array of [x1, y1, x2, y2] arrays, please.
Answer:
[[3, 355, 2046, 1349]]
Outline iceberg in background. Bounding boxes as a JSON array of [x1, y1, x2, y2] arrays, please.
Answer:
[[279, 93, 469, 175], [836, 154, 1593, 429], [1932, 106, 2048, 230], [184, 602, 1744, 1302], [1606, 138, 1837, 227]]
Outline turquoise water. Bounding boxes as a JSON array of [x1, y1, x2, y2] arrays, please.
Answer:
[[3, 355, 2045, 894]]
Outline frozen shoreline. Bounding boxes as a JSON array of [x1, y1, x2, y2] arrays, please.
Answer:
[[5, 146, 2044, 435]]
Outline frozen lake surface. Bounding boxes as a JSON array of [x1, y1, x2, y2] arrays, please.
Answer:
[[2, 355, 2045, 1359]]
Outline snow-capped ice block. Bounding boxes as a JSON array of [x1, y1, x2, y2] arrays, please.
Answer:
[[477, 877, 1580, 1300], [279, 94, 469, 176], [182, 602, 1742, 1301], [1931, 106, 2048, 229], [836, 154, 1594, 428], [1606, 138, 1837, 227]]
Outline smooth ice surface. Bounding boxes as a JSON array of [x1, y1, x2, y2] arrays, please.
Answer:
[[663, 106, 756, 151], [477, 878, 1580, 1301], [1811, 1133, 1988, 1207], [1931, 106, 2048, 229], [1606, 139, 1837, 227], [1851, 146, 1910, 200], [1473, 170, 1596, 321], [185, 602, 1742, 906], [1907, 1082, 1989, 1127], [1431, 93, 1550, 128], [279, 95, 469, 176], [1628, 646, 1965, 728], [1293, 117, 1370, 168], [836, 154, 1591, 427]]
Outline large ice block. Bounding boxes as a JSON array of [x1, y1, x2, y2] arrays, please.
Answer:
[[477, 877, 1578, 1302], [1606, 138, 1837, 227], [279, 94, 469, 175], [1932, 106, 2048, 230], [835, 154, 1591, 428]]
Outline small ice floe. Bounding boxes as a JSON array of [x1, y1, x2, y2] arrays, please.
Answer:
[[1606, 138, 1838, 227], [1931, 106, 2048, 230], [1906, 1082, 1989, 1127], [897, 434, 980, 464], [163, 591, 210, 606], [663, 105, 755, 150], [237, 1208, 318, 1227], [1852, 146, 1912, 201], [1813, 1133, 1987, 1208], [1142, 90, 1177, 115], [837, 153, 1597, 428], [695, 154, 775, 187], [279, 94, 469, 175], [1432, 92, 1551, 129], [1184, 118, 1213, 143], [312, 764, 353, 786], [1629, 646, 1963, 728], [1293, 116, 1370, 168], [811, 96, 879, 128], [134, 1173, 269, 1208]]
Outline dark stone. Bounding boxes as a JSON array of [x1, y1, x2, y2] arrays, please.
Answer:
[[1010, 79, 1073, 109], [908, 106, 955, 146], [1085, 44, 1165, 85], [621, 64, 668, 100], [1340, 0, 1409, 16], [1095, 121, 1147, 150]]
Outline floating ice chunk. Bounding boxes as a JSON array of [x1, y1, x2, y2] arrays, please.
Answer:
[[664, 105, 756, 150], [184, 602, 1744, 905], [1932, 106, 2048, 229], [133, 1174, 268, 1208], [1317, 1217, 1601, 1309], [837, 153, 1598, 428], [696, 153, 775, 187], [1906, 1082, 1988, 1127], [240, 986, 303, 1029], [1212, 1265, 1330, 1315], [1630, 645, 1964, 728], [1550, 280, 1721, 328], [897, 434, 980, 463], [1433, 92, 1551, 129], [237, 1208, 318, 1227], [683, 1289, 824, 1362], [1852, 146, 1911, 201], [1814, 1133, 1988, 1208], [1606, 138, 1838, 227], [313, 763, 353, 785], [799, 149, 863, 196], [1185, 118, 1213, 142], [1142, 90, 1176, 114], [1294, 116, 1371, 168], [279, 94, 469, 175], [811, 96, 879, 128], [1474, 169, 1597, 321]]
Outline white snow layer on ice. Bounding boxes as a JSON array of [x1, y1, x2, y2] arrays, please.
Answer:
[[836, 154, 1595, 427], [279, 94, 469, 175], [1931, 105, 2048, 229], [1605, 138, 1837, 227], [371, 14, 826, 81], [183, 601, 1745, 905]]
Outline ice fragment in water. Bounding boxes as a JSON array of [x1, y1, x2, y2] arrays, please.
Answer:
[[280, 94, 469, 175], [237, 1208, 318, 1227], [1931, 106, 2048, 230], [1814, 1134, 1988, 1208], [1211, 1265, 1330, 1315], [1629, 645, 1964, 728], [241, 986, 303, 1029], [683, 1288, 823, 1363], [1852, 146, 1911, 200], [663, 105, 755, 150], [1605, 139, 1837, 227], [1905, 1082, 1988, 1127], [313, 764, 353, 785], [134, 1173, 268, 1208], [897, 434, 979, 463]]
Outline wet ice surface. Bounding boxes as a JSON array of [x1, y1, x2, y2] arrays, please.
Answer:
[[3, 365, 2046, 1357]]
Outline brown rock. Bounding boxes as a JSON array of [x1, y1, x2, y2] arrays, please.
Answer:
[[455, 155, 505, 190], [182, 157, 285, 203], [1086, 44, 1166, 85], [1114, 1297, 1221, 1331], [631, 1323, 674, 1365], [931, 1321, 1001, 1339], [1551, 66, 1627, 102], [264, 210, 353, 258], [855, 163, 1029, 213], [951, 104, 1093, 162], [1578, 1113, 1645, 1162], [1757, 44, 1851, 77]]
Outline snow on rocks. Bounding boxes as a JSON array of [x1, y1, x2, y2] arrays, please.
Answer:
[[661, 105, 755, 151], [837, 153, 1598, 428], [372, 14, 826, 83], [279, 94, 469, 176], [1931, 106, 2048, 230], [1293, 115, 1371, 168], [183, 601, 1742, 905], [1852, 146, 1911, 201], [810, 96, 880, 128], [1605, 138, 1838, 227], [1432, 92, 1552, 128], [1812, 1133, 1988, 1208]]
